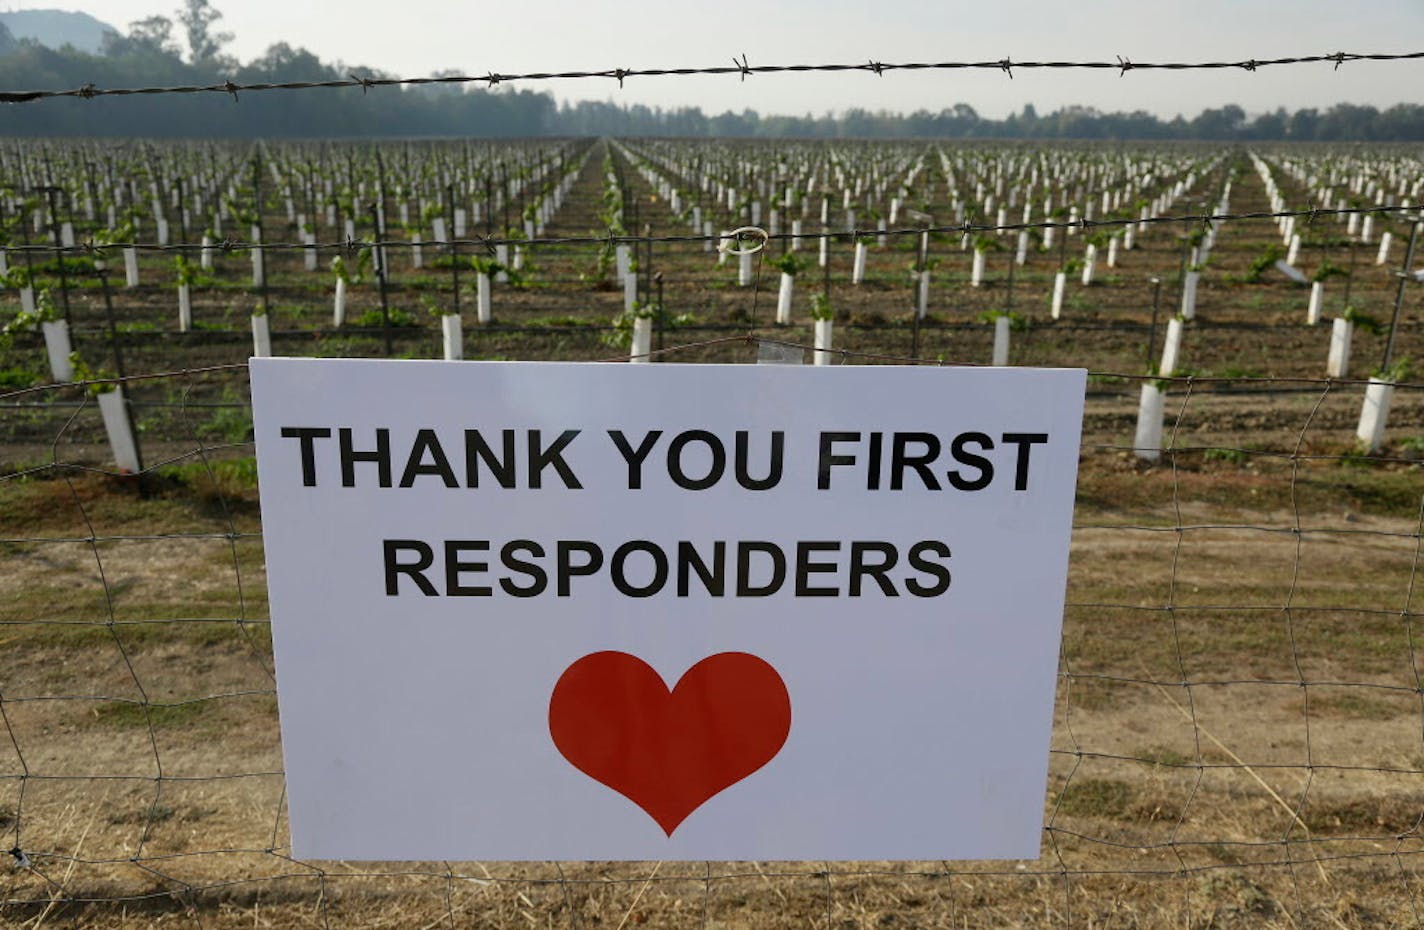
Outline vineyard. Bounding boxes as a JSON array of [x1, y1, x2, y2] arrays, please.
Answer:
[[3, 134, 1424, 927]]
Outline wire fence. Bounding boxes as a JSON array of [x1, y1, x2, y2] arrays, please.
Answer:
[[2, 349, 1423, 927], [2, 60, 1424, 925]]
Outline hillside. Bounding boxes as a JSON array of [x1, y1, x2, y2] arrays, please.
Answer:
[[0, 8, 117, 54]]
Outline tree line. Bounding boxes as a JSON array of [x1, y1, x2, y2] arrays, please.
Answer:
[[2, 6, 1422, 141]]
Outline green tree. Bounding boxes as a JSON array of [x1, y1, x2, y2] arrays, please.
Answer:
[[125, 15, 180, 57], [242, 42, 330, 81], [1288, 107, 1320, 141], [1190, 104, 1246, 139], [175, 0, 232, 65]]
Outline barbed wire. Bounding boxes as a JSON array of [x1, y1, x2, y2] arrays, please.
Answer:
[[2, 50, 1423, 104]]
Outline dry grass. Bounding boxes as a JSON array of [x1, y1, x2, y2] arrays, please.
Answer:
[[2, 451, 1423, 928]]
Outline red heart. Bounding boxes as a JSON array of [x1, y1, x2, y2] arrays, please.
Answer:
[[548, 651, 791, 836]]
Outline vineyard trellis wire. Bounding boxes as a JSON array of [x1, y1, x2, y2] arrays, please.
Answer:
[[2, 201, 1423, 257], [4, 194, 1421, 397]]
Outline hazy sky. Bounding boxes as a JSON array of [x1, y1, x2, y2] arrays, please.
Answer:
[[10, 1, 1424, 118]]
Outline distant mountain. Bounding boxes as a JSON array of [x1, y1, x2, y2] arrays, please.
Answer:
[[0, 9, 118, 55]]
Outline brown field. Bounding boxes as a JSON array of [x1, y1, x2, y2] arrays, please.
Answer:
[[2, 139, 1424, 927]]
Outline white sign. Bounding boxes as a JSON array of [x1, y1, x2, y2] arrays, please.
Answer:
[[250, 359, 1086, 861]]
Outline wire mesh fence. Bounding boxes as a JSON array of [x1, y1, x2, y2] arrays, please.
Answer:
[[2, 352, 1424, 927], [2, 56, 1424, 924]]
